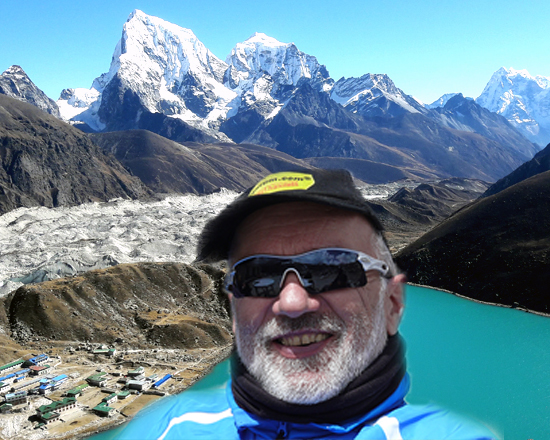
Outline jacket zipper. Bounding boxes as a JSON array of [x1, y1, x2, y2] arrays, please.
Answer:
[[276, 421, 288, 439]]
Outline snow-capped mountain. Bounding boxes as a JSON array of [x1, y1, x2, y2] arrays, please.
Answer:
[[425, 93, 462, 110], [476, 67, 550, 147], [48, 10, 542, 181], [0, 65, 60, 117], [219, 32, 334, 141], [57, 10, 425, 142], [57, 10, 336, 141], [331, 73, 426, 118], [58, 10, 234, 136], [225, 32, 332, 102]]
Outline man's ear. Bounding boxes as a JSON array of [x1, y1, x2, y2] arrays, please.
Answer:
[[385, 274, 406, 336]]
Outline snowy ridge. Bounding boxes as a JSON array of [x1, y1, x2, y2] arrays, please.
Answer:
[[476, 67, 550, 146], [225, 32, 331, 91], [331, 73, 424, 117], [426, 93, 461, 109]]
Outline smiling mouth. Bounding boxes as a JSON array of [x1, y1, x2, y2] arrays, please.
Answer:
[[278, 333, 330, 347]]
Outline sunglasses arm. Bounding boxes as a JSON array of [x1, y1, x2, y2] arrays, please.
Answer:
[[358, 254, 392, 278]]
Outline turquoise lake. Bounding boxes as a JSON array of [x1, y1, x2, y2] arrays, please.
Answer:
[[91, 284, 550, 439]]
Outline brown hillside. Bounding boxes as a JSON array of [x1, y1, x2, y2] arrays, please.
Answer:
[[395, 171, 550, 314], [4, 262, 232, 348]]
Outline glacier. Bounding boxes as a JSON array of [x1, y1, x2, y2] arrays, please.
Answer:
[[0, 183, 409, 298]]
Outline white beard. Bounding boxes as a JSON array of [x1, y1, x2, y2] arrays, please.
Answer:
[[234, 285, 388, 404]]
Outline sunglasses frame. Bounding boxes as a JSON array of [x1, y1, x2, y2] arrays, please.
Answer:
[[225, 247, 393, 298]]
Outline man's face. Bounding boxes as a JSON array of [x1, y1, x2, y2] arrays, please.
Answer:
[[229, 202, 404, 404]]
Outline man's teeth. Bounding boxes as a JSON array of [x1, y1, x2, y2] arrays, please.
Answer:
[[279, 333, 329, 346]]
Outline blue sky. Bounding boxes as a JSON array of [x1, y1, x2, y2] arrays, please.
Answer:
[[1, 0, 549, 104]]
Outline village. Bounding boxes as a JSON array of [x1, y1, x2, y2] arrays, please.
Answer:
[[0, 341, 232, 440]]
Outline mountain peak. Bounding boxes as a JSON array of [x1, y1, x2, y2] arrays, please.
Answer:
[[0, 65, 60, 117], [426, 93, 461, 109], [225, 31, 330, 91], [3, 65, 26, 76], [331, 73, 425, 117], [245, 32, 286, 47], [477, 66, 550, 146]]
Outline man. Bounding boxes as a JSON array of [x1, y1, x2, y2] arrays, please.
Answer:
[[117, 169, 496, 439]]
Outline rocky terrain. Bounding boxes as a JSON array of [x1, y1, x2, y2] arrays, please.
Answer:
[[395, 170, 550, 314], [369, 178, 490, 253], [3, 262, 231, 349], [90, 130, 309, 194]]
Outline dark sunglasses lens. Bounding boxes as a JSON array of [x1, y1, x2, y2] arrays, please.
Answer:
[[306, 262, 367, 293], [232, 258, 283, 298]]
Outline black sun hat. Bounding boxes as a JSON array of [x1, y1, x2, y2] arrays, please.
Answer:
[[196, 168, 384, 262]]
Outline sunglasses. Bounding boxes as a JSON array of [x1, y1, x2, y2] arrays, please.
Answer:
[[225, 248, 392, 298]]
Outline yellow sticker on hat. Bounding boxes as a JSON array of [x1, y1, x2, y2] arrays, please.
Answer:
[[249, 172, 315, 196]]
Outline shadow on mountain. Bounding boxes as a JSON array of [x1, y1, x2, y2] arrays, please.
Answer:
[[482, 143, 550, 197], [395, 171, 550, 314], [0, 95, 150, 215], [244, 84, 534, 182], [91, 130, 310, 194]]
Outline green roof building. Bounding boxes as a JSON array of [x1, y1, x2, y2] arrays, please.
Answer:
[[37, 397, 77, 415], [0, 360, 24, 374], [66, 383, 89, 397], [93, 402, 114, 417], [38, 411, 60, 424], [117, 390, 130, 399], [86, 372, 108, 386], [102, 393, 118, 405]]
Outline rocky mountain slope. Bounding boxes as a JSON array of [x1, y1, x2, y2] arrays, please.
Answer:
[[0, 66, 60, 118], [395, 171, 550, 314], [90, 130, 309, 194], [369, 178, 490, 252], [331, 73, 427, 118], [428, 93, 538, 160], [0, 94, 150, 214], [4, 262, 232, 348], [245, 83, 532, 181]]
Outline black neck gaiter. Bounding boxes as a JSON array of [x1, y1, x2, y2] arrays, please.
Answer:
[[231, 333, 406, 424]]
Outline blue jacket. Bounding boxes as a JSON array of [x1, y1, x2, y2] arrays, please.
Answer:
[[115, 371, 496, 440]]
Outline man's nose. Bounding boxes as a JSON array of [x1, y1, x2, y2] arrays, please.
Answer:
[[272, 270, 321, 318]]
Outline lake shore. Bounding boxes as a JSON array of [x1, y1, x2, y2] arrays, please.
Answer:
[[408, 282, 550, 318]]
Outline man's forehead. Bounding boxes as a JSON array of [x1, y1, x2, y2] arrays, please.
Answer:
[[230, 201, 377, 260]]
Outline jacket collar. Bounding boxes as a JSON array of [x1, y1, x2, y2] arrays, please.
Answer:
[[227, 374, 410, 438]]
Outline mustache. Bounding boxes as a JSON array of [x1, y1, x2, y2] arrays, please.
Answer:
[[257, 313, 346, 341]]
